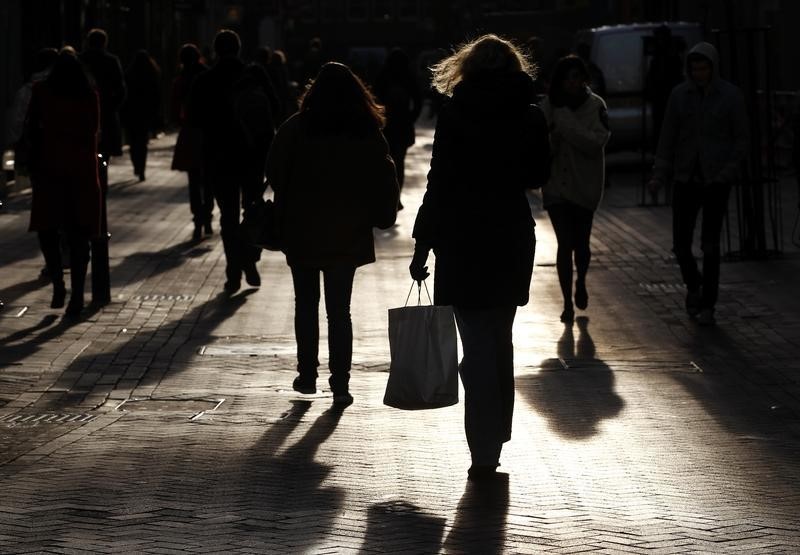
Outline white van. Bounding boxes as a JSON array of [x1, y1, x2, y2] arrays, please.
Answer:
[[575, 22, 703, 150]]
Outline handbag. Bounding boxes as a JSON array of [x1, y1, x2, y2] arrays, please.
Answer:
[[241, 196, 282, 251], [383, 282, 459, 410]]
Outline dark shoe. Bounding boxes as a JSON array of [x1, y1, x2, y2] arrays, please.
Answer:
[[65, 298, 84, 318], [51, 283, 67, 309], [467, 464, 499, 481], [223, 280, 241, 294], [685, 287, 701, 317], [332, 391, 353, 406], [697, 308, 716, 326], [204, 221, 213, 235], [574, 279, 588, 310], [560, 308, 574, 323], [192, 225, 202, 242], [292, 376, 317, 395], [244, 264, 261, 287]]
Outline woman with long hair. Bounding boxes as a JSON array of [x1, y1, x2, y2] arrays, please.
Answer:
[[410, 34, 550, 480], [540, 55, 610, 323], [266, 62, 399, 405], [25, 47, 102, 317]]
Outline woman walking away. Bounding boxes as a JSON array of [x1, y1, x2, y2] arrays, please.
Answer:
[[540, 55, 610, 323], [267, 62, 399, 406], [171, 43, 212, 240], [122, 49, 161, 181], [374, 47, 422, 210], [409, 34, 550, 480], [23, 48, 103, 318]]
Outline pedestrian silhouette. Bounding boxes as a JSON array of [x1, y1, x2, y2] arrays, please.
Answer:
[[21, 47, 103, 319], [300, 36, 325, 88], [122, 49, 161, 182], [79, 27, 125, 306], [268, 49, 296, 124], [644, 25, 684, 151], [266, 61, 399, 406], [374, 48, 423, 211], [409, 34, 550, 481], [170, 43, 213, 241], [539, 55, 610, 324], [191, 29, 264, 293], [648, 42, 749, 326]]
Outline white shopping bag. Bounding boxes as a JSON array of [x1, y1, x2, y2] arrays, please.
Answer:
[[384, 284, 459, 410]]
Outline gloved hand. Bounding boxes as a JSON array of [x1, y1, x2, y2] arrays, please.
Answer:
[[409, 246, 430, 283]]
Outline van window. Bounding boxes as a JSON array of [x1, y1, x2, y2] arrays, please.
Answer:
[[593, 32, 645, 94]]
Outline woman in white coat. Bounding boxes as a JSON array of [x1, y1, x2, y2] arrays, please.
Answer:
[[540, 55, 611, 323]]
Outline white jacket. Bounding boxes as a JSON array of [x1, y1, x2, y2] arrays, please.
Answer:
[[540, 90, 610, 211]]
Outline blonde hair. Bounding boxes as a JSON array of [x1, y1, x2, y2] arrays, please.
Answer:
[[430, 34, 535, 97]]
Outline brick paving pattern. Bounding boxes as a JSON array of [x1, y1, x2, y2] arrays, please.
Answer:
[[1, 128, 799, 553]]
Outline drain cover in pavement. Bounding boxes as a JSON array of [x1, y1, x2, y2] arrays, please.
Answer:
[[199, 344, 296, 356], [0, 413, 96, 425]]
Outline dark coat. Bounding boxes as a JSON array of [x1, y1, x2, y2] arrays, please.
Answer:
[[122, 61, 161, 132], [80, 48, 126, 156], [189, 56, 248, 171], [412, 71, 550, 308], [26, 82, 102, 237], [375, 70, 423, 150], [171, 61, 207, 172], [266, 112, 399, 269]]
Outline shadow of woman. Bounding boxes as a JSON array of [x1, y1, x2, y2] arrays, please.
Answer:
[[236, 400, 349, 549], [360, 500, 446, 553], [442, 474, 510, 554], [518, 316, 624, 439]]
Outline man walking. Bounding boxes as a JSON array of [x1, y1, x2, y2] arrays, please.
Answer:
[[80, 28, 126, 306], [191, 29, 262, 293], [648, 42, 748, 325]]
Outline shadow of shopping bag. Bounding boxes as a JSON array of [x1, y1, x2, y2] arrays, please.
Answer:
[[384, 302, 459, 410]]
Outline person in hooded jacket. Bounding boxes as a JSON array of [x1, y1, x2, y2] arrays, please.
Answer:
[[539, 55, 610, 324], [648, 42, 748, 326], [409, 34, 550, 480], [267, 62, 399, 406]]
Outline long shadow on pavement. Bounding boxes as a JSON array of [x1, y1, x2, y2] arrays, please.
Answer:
[[441, 475, 510, 554], [360, 500, 446, 553], [517, 316, 624, 439]]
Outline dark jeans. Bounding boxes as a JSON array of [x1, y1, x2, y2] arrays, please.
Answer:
[[38, 226, 91, 302], [454, 305, 517, 467], [208, 168, 260, 283], [187, 169, 213, 226], [291, 265, 357, 394], [547, 202, 595, 307], [672, 181, 731, 309]]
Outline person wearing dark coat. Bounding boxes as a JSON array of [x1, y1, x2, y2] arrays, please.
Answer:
[[171, 43, 212, 240], [79, 28, 125, 306], [24, 48, 102, 318], [122, 49, 161, 181], [374, 48, 423, 210], [266, 62, 399, 406], [190, 29, 263, 292], [409, 34, 550, 480]]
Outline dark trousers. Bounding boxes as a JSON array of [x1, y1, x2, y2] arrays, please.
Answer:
[[91, 153, 111, 304], [187, 169, 213, 226], [672, 181, 731, 309], [291, 265, 357, 394], [208, 168, 260, 283], [127, 125, 149, 176], [39, 226, 91, 303], [547, 202, 595, 307], [454, 305, 517, 467]]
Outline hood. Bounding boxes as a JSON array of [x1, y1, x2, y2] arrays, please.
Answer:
[[686, 41, 721, 81]]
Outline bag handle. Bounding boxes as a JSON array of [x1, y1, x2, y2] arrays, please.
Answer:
[[404, 280, 433, 307]]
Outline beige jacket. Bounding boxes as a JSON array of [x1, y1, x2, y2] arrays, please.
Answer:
[[540, 91, 610, 211]]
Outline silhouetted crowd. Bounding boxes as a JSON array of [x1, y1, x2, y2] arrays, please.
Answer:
[[6, 26, 752, 481]]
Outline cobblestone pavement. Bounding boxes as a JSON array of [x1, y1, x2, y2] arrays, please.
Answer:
[[1, 126, 800, 554]]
